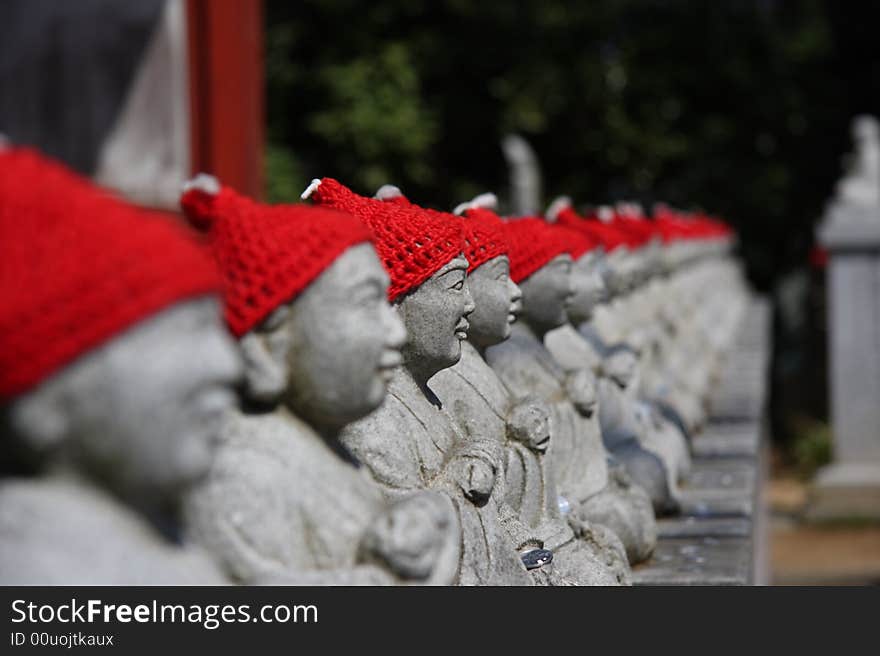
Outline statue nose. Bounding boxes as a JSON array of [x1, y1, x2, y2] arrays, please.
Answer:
[[462, 280, 476, 317], [384, 302, 407, 350], [509, 278, 522, 304]]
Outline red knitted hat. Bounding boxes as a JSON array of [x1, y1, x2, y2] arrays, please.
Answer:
[[460, 209, 508, 272], [502, 217, 572, 284], [180, 179, 372, 337], [610, 214, 655, 248], [308, 178, 462, 301], [0, 148, 220, 399], [380, 192, 508, 273], [550, 223, 598, 260], [555, 205, 629, 252]]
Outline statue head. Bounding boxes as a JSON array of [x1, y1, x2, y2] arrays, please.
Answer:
[[182, 177, 403, 436], [7, 298, 242, 499], [599, 246, 631, 299], [567, 250, 607, 325], [466, 255, 522, 349], [241, 243, 405, 432], [450, 198, 521, 350], [501, 218, 574, 336], [307, 179, 468, 384], [518, 254, 573, 334], [1, 149, 242, 503], [542, 223, 605, 327], [395, 254, 475, 381]]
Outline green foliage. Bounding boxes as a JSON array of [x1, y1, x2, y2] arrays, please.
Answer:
[[791, 418, 833, 477], [308, 43, 437, 192], [265, 0, 870, 290], [265, 144, 305, 203]]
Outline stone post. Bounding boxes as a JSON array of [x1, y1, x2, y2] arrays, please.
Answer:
[[809, 115, 880, 520]]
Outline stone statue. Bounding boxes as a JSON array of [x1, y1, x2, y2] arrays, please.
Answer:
[[479, 214, 657, 564], [0, 148, 238, 584], [545, 204, 691, 512], [835, 115, 880, 208], [182, 178, 461, 585], [429, 201, 630, 584], [545, 198, 690, 514], [310, 179, 540, 585]]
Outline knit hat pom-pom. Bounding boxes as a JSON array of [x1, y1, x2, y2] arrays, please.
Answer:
[[545, 195, 572, 223], [180, 173, 221, 231], [300, 178, 322, 200], [452, 192, 498, 216], [374, 184, 403, 201]]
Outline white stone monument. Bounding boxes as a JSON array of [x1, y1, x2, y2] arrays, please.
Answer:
[[810, 115, 880, 520]]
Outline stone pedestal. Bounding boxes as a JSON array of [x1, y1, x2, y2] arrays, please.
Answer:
[[809, 203, 880, 521]]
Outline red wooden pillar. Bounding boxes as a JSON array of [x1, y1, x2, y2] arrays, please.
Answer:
[[187, 0, 264, 199]]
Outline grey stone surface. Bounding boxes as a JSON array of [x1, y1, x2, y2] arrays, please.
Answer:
[[683, 459, 755, 493], [656, 517, 751, 539], [632, 293, 769, 584], [632, 536, 752, 586], [2, 297, 242, 584], [691, 423, 761, 459], [677, 489, 753, 518]]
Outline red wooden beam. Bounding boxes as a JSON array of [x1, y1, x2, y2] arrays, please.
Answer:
[[187, 0, 264, 199]]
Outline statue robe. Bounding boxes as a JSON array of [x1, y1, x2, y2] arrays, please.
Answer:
[[0, 475, 226, 585], [341, 368, 532, 586], [185, 409, 457, 585], [547, 324, 691, 496], [486, 323, 656, 563], [432, 341, 630, 585]]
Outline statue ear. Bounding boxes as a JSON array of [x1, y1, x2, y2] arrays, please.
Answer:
[[6, 385, 69, 456], [239, 306, 292, 405]]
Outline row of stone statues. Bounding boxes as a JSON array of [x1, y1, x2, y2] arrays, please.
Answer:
[[0, 145, 746, 585]]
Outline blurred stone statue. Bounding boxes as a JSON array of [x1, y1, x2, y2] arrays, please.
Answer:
[[477, 212, 657, 564], [182, 177, 460, 585], [502, 134, 542, 216], [835, 115, 880, 208], [547, 199, 689, 514], [431, 198, 630, 583], [0, 148, 239, 584], [310, 178, 537, 585]]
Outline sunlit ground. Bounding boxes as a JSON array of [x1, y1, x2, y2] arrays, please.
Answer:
[[768, 461, 880, 585]]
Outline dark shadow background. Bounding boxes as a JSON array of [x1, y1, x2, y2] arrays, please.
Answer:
[[265, 0, 878, 456]]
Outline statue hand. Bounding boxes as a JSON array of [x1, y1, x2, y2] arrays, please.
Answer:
[[564, 369, 597, 416], [506, 396, 551, 453], [358, 492, 455, 581], [448, 457, 495, 506], [603, 349, 637, 388]]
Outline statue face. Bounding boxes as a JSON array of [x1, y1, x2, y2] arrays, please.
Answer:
[[519, 254, 573, 333], [284, 243, 406, 431], [8, 297, 243, 498], [567, 252, 606, 325], [466, 256, 522, 349], [600, 248, 629, 298], [396, 255, 474, 380]]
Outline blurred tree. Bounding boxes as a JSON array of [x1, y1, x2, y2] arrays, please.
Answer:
[[265, 0, 873, 291], [266, 0, 879, 444]]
